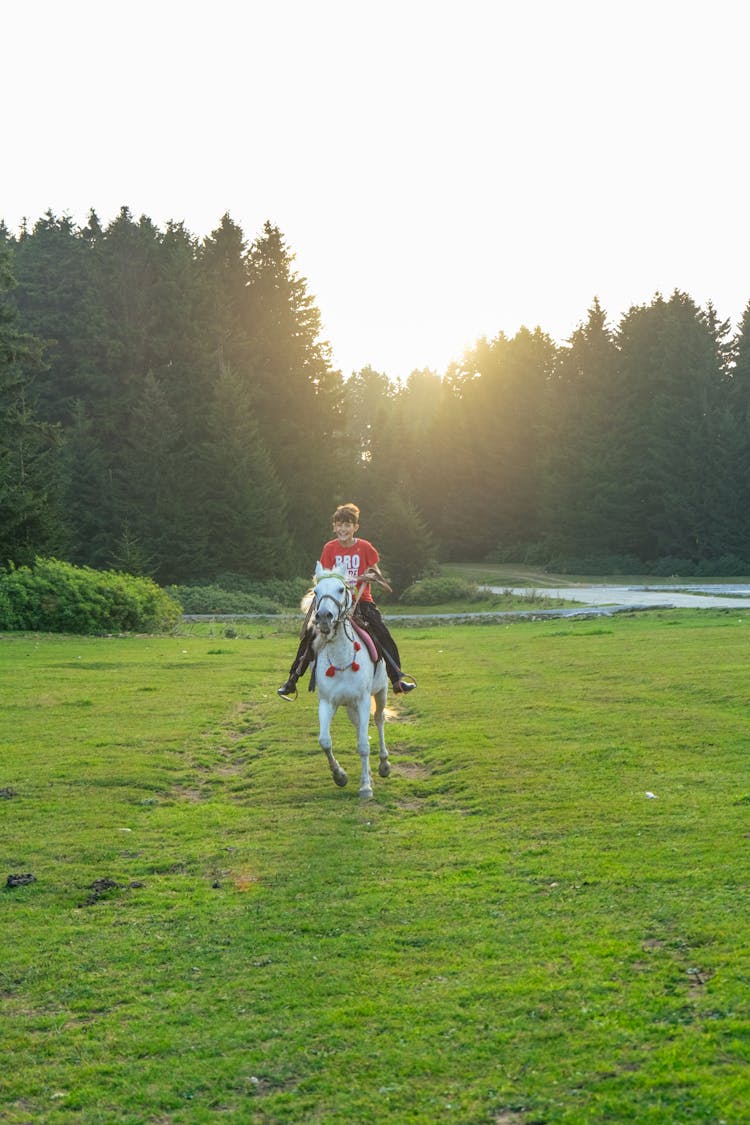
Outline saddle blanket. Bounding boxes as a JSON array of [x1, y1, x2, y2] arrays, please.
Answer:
[[351, 619, 380, 665]]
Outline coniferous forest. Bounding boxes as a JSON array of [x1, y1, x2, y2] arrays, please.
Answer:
[[3, 207, 750, 589]]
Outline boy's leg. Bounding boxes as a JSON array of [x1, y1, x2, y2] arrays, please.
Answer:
[[278, 633, 313, 699], [355, 603, 416, 693]]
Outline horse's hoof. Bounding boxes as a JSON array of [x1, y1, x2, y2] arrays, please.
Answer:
[[359, 786, 373, 800], [332, 768, 348, 788], [378, 760, 390, 778]]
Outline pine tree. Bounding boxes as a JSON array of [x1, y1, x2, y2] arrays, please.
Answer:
[[0, 245, 66, 566], [196, 364, 294, 579], [541, 298, 623, 559], [118, 372, 185, 581], [367, 494, 437, 595], [613, 292, 725, 562], [60, 400, 116, 568], [244, 222, 343, 558], [10, 211, 102, 421], [337, 365, 399, 506], [719, 301, 750, 560], [435, 328, 556, 559], [394, 369, 454, 546]]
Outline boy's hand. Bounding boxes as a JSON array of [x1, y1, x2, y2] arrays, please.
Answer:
[[360, 567, 393, 594]]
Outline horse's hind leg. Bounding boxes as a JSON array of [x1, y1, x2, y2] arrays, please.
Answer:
[[373, 686, 390, 778], [354, 697, 373, 799], [319, 700, 347, 788]]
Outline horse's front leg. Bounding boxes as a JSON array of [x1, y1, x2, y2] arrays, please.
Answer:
[[319, 698, 348, 788], [355, 696, 373, 799], [373, 685, 390, 778]]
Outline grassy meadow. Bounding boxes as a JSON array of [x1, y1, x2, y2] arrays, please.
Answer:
[[2, 609, 750, 1123]]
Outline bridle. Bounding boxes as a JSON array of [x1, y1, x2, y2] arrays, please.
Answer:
[[314, 572, 354, 637]]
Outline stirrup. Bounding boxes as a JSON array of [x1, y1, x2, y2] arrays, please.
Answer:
[[393, 675, 417, 694], [277, 683, 298, 702]]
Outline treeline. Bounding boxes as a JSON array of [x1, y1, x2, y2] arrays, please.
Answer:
[[2, 208, 750, 588], [0, 210, 346, 583]]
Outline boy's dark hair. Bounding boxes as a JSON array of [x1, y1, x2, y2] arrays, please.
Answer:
[[333, 503, 360, 524]]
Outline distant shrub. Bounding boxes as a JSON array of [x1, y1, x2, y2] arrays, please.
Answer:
[[487, 542, 555, 567], [0, 558, 182, 634], [400, 577, 483, 605], [167, 584, 286, 615], [694, 555, 750, 578], [211, 573, 311, 603], [0, 584, 13, 627], [650, 556, 697, 577], [552, 554, 647, 576], [550, 553, 750, 578], [475, 547, 750, 580], [172, 574, 309, 612]]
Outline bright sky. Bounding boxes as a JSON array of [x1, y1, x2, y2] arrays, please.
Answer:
[[4, 0, 749, 381]]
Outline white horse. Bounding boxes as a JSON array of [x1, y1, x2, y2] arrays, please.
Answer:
[[307, 562, 390, 799]]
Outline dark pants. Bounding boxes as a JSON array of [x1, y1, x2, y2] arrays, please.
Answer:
[[285, 600, 403, 686], [354, 601, 403, 683]]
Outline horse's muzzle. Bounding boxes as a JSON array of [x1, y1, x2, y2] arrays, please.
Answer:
[[315, 611, 333, 635]]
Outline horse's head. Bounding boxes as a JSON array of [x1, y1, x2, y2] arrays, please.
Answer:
[[313, 562, 352, 636]]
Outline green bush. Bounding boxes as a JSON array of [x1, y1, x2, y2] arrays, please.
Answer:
[[694, 555, 750, 578], [487, 541, 555, 567], [650, 556, 697, 577], [211, 573, 310, 604], [0, 558, 182, 634], [166, 584, 286, 615], [551, 553, 647, 576], [399, 576, 483, 605], [169, 575, 310, 614]]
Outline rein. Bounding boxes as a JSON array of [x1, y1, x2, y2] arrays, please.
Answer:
[[351, 567, 392, 613]]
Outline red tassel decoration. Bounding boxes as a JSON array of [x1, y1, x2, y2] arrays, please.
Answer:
[[325, 665, 336, 677], [354, 641, 361, 651], [351, 662, 360, 672]]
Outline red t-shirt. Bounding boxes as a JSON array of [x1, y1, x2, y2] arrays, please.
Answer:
[[319, 537, 379, 603]]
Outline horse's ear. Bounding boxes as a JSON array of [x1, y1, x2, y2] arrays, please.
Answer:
[[335, 563, 348, 578], [314, 561, 325, 579]]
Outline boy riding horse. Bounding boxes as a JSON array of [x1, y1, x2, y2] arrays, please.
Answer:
[[277, 502, 417, 700]]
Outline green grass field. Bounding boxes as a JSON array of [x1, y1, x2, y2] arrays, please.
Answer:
[[2, 610, 749, 1124]]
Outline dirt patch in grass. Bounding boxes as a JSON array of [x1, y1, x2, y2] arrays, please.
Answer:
[[228, 867, 261, 891], [214, 758, 248, 777], [384, 704, 417, 723], [394, 797, 427, 812], [168, 785, 208, 802], [391, 761, 431, 779]]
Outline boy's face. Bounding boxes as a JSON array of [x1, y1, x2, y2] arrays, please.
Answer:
[[333, 518, 358, 547]]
